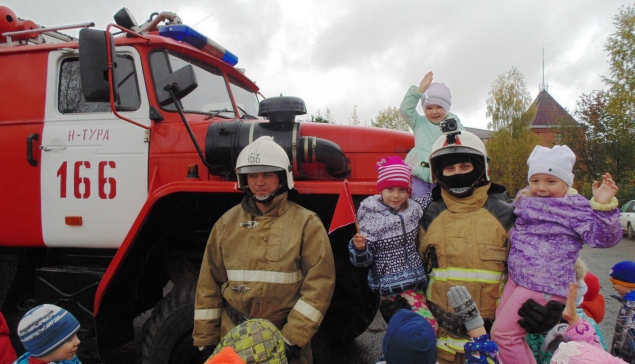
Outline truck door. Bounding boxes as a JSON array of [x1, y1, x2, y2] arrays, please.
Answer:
[[0, 52, 47, 246], [40, 48, 150, 249]]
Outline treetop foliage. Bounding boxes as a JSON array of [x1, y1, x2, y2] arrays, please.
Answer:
[[486, 66, 532, 131], [556, 4, 635, 203], [370, 106, 409, 131]]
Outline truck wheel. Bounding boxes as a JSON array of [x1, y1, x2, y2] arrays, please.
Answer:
[[629, 223, 635, 240], [140, 279, 206, 364], [311, 326, 332, 364], [320, 226, 380, 345]]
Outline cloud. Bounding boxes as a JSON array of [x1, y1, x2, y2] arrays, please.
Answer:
[[4, 0, 627, 129]]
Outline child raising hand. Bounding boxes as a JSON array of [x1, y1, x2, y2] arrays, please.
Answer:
[[400, 72, 464, 197], [549, 283, 627, 363], [490, 145, 622, 364]]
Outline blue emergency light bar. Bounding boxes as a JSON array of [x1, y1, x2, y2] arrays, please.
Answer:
[[159, 25, 238, 66]]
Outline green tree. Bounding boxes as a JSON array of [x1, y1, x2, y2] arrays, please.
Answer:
[[486, 67, 532, 132], [349, 104, 362, 126], [309, 107, 336, 124], [370, 106, 409, 131], [484, 67, 537, 195], [487, 116, 541, 196], [604, 4, 635, 123], [557, 5, 635, 203], [310, 114, 329, 123], [558, 90, 635, 202]]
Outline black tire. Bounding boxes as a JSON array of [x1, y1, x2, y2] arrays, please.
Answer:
[[311, 325, 332, 364], [629, 223, 634, 240], [321, 225, 380, 345], [139, 279, 207, 364]]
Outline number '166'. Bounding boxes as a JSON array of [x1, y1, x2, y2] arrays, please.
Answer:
[[56, 161, 117, 199], [247, 153, 260, 163]]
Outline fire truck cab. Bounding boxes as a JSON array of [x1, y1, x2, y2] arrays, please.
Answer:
[[0, 6, 414, 363]]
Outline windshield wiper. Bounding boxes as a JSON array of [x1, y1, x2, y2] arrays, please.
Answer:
[[201, 108, 234, 120], [237, 105, 257, 119]]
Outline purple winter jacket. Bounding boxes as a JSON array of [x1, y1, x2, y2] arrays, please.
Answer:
[[508, 189, 621, 297]]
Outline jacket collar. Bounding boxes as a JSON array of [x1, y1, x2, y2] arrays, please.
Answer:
[[241, 192, 289, 217], [441, 183, 490, 213]]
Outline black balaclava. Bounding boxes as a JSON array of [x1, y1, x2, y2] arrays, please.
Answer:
[[434, 153, 486, 197]]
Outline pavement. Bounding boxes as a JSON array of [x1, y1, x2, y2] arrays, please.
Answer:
[[77, 236, 635, 363]]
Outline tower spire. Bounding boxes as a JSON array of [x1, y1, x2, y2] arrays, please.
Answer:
[[541, 45, 548, 92]]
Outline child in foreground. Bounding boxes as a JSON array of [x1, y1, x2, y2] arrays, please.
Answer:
[[450, 283, 627, 364], [526, 259, 608, 363], [377, 309, 437, 364], [490, 144, 622, 364], [205, 318, 287, 364], [608, 260, 635, 363], [13, 304, 81, 364], [548, 283, 626, 364], [349, 156, 435, 328]]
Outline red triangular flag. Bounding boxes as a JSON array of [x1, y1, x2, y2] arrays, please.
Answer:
[[329, 180, 357, 234]]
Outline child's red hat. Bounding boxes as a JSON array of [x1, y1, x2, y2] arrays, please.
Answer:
[[584, 272, 601, 301]]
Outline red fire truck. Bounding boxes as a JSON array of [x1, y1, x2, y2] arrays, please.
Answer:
[[0, 6, 413, 363]]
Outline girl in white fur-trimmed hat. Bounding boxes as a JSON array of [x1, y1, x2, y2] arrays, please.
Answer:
[[490, 144, 622, 364]]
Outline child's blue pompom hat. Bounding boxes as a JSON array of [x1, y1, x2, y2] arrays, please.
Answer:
[[17, 304, 80, 358], [382, 309, 436, 364], [609, 261, 635, 289]]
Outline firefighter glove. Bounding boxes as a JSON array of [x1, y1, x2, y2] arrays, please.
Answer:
[[447, 286, 484, 331], [379, 295, 412, 324], [517, 299, 565, 334], [284, 342, 300, 360], [198, 345, 215, 360]]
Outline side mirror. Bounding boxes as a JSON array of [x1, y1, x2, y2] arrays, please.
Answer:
[[79, 28, 119, 103], [155, 65, 198, 106]]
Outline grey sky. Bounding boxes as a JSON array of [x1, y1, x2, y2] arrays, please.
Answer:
[[5, 0, 629, 129]]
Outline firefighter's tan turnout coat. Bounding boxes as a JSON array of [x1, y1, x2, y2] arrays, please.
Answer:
[[419, 184, 514, 364], [193, 192, 335, 363]]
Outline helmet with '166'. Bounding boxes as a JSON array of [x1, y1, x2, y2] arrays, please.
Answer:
[[235, 136, 293, 192]]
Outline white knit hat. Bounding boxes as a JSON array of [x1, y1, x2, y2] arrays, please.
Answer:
[[422, 83, 451, 111], [527, 145, 575, 186]]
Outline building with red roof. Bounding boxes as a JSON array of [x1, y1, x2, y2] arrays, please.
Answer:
[[524, 89, 582, 145]]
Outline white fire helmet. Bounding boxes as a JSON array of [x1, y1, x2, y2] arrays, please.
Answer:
[[429, 130, 490, 183], [235, 136, 294, 190]]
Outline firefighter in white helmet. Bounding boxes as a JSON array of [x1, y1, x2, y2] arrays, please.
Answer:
[[193, 136, 335, 364], [417, 127, 513, 364]]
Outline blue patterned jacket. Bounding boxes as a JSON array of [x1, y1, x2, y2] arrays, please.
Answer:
[[349, 194, 432, 296], [611, 291, 635, 363]]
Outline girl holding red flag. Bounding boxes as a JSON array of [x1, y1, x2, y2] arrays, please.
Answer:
[[348, 156, 436, 330]]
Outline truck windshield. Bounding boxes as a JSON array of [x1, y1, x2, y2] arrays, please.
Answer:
[[150, 51, 258, 118], [228, 75, 260, 119]]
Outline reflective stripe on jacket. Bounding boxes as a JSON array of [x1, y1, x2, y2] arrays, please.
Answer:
[[193, 192, 335, 351]]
